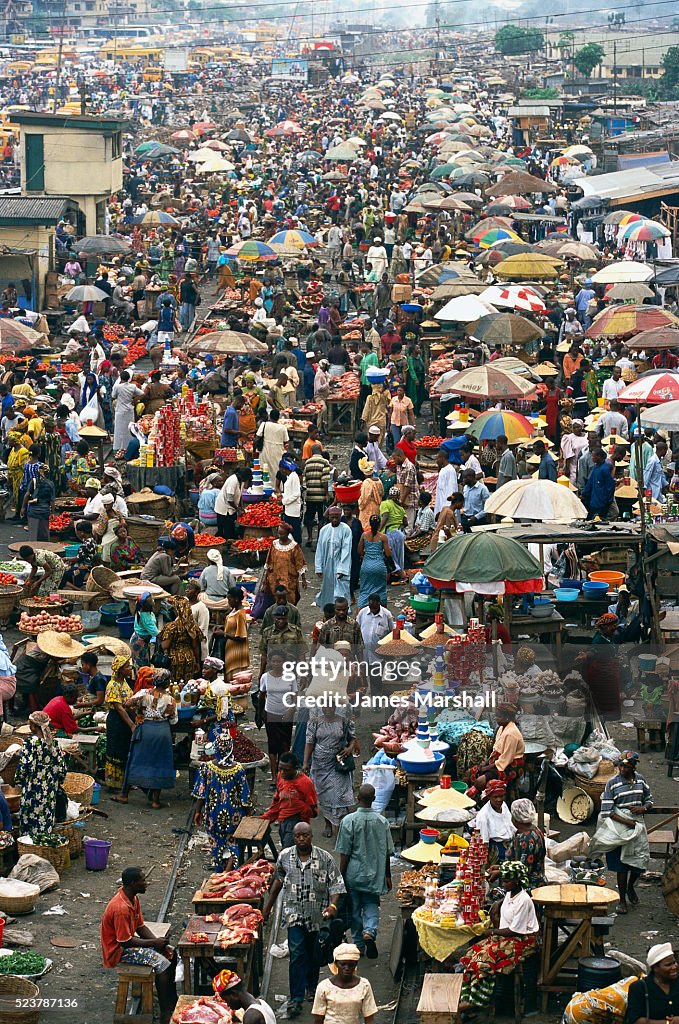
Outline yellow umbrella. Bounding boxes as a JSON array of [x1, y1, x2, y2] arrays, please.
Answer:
[[495, 254, 563, 280]]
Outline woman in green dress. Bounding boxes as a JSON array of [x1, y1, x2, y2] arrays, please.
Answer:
[[406, 345, 426, 416], [106, 655, 136, 794]]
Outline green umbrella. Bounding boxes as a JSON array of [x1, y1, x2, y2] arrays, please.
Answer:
[[422, 533, 543, 591]]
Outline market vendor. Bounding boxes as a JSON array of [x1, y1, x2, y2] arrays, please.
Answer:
[[192, 731, 253, 870], [19, 544, 66, 600], [43, 682, 94, 736], [626, 943, 679, 1024], [590, 751, 652, 915], [169, 522, 195, 562], [212, 969, 277, 1024], [586, 613, 623, 718], [199, 547, 237, 603], [459, 860, 539, 1013], [472, 780, 515, 862], [140, 537, 182, 597], [466, 703, 525, 798]]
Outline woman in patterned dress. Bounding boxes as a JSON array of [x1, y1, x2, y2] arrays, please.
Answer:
[[106, 655, 136, 794], [192, 732, 252, 869], [15, 711, 67, 839]]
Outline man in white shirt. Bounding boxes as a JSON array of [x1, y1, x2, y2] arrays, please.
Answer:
[[615, 347, 636, 372], [83, 479, 105, 519], [215, 469, 243, 540], [356, 594, 394, 668], [460, 442, 483, 480], [327, 224, 343, 268], [237, 211, 251, 239], [280, 460, 302, 543], [434, 449, 459, 516], [602, 366, 626, 401]]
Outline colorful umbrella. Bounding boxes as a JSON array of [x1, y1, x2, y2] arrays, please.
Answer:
[[621, 220, 670, 243], [417, 262, 473, 286], [603, 211, 642, 226], [267, 229, 319, 248], [435, 365, 536, 400], [618, 371, 679, 405], [132, 210, 180, 227], [185, 331, 268, 356], [484, 479, 587, 522], [434, 295, 497, 323], [480, 286, 547, 313], [467, 409, 534, 443], [422, 533, 544, 594], [495, 254, 563, 280], [223, 240, 277, 262], [170, 129, 197, 141], [467, 312, 544, 347], [586, 304, 679, 339], [475, 228, 523, 249], [0, 318, 44, 351]]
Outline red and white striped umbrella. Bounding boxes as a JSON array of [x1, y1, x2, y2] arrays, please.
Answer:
[[479, 285, 547, 313], [617, 371, 679, 405]]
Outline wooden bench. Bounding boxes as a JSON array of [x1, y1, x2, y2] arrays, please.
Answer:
[[417, 972, 462, 1024], [634, 718, 665, 753], [233, 817, 278, 863], [114, 964, 154, 1024], [646, 807, 679, 866]]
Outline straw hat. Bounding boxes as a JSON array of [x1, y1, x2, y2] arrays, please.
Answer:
[[556, 786, 594, 825], [81, 636, 131, 658], [37, 631, 85, 660], [603, 435, 630, 447]]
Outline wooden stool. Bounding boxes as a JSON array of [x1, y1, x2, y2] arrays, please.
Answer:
[[635, 718, 665, 753], [233, 817, 278, 863], [114, 964, 154, 1023], [417, 972, 462, 1024]]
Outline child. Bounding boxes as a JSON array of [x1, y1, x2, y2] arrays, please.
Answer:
[[260, 751, 318, 849]]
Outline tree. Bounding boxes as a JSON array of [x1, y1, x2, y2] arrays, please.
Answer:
[[573, 43, 605, 78], [494, 25, 544, 56], [661, 45, 679, 95], [521, 86, 560, 99]]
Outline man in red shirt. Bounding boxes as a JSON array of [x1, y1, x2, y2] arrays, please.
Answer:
[[101, 867, 177, 1024], [260, 752, 318, 849], [652, 350, 679, 370], [380, 321, 401, 359], [43, 684, 84, 737]]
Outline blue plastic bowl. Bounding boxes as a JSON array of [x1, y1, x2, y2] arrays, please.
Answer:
[[582, 581, 609, 597], [397, 750, 445, 775], [554, 588, 580, 602], [178, 706, 198, 721], [240, 579, 257, 593], [365, 368, 389, 383], [100, 601, 127, 625], [116, 614, 135, 639], [562, 578, 583, 591]]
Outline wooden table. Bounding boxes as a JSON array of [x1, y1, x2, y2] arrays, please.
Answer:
[[192, 879, 264, 916], [232, 817, 278, 864], [78, 425, 109, 473], [532, 884, 619, 1011], [508, 611, 564, 659], [401, 768, 445, 847], [178, 915, 256, 995], [57, 733, 100, 774], [417, 973, 462, 1024]]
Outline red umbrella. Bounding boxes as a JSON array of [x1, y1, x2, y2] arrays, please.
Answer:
[[192, 121, 216, 134], [617, 371, 679, 404], [586, 304, 678, 339]]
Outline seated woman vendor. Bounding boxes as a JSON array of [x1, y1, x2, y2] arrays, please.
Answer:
[[467, 703, 525, 798], [78, 650, 108, 708], [43, 683, 95, 736], [60, 521, 101, 589]]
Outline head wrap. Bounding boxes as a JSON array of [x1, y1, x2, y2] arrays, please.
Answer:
[[511, 798, 538, 826], [137, 591, 152, 607], [7, 430, 22, 442], [483, 779, 507, 799], [389, 486, 401, 500], [213, 969, 242, 995], [111, 654, 132, 680], [134, 665, 155, 694], [168, 596, 202, 641], [327, 505, 342, 515], [499, 860, 530, 889], [60, 393, 75, 411], [207, 548, 224, 581], [595, 612, 618, 630], [648, 943, 674, 969], [204, 656, 225, 672], [618, 750, 640, 766], [171, 524, 188, 542], [497, 702, 518, 718], [85, 478, 100, 490], [29, 710, 53, 745], [329, 943, 362, 973], [214, 730, 235, 767]]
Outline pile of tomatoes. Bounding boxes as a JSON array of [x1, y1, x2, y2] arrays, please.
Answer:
[[49, 513, 72, 532], [0, 574, 17, 586], [231, 537, 274, 552], [19, 612, 82, 633], [416, 436, 445, 449], [194, 533, 226, 546], [125, 338, 148, 365], [61, 363, 82, 374], [237, 501, 282, 528]]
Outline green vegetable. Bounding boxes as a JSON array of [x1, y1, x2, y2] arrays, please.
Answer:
[[29, 831, 67, 849], [0, 950, 46, 975], [0, 562, 25, 572]]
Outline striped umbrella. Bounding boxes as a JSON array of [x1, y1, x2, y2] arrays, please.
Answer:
[[224, 240, 277, 262], [479, 285, 547, 313], [467, 409, 534, 443], [586, 304, 678, 339], [267, 229, 319, 248], [621, 220, 670, 243], [133, 210, 180, 227], [474, 227, 523, 249]]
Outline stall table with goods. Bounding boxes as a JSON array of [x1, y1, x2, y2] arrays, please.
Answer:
[[326, 372, 359, 436], [178, 903, 262, 995], [127, 401, 186, 495], [181, 391, 219, 463], [192, 860, 274, 915], [172, 996, 233, 1023], [78, 424, 109, 474]]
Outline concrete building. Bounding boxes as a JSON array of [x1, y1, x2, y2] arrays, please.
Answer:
[[545, 28, 679, 81], [30, 0, 151, 33], [0, 195, 81, 311], [13, 112, 125, 235]]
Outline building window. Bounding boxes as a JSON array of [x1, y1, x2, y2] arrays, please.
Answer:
[[25, 134, 44, 192], [111, 132, 121, 159]]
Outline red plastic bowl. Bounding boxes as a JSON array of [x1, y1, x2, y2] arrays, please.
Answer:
[[335, 482, 362, 502]]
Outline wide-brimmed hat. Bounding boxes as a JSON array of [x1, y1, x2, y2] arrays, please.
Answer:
[[358, 456, 375, 475], [37, 631, 85, 660]]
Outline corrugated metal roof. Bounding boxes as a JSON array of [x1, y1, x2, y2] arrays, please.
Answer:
[[0, 196, 73, 222], [508, 106, 550, 117], [574, 164, 679, 202]]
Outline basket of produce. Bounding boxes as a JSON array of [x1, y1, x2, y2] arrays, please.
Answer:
[[229, 537, 273, 565], [0, 951, 51, 981], [126, 489, 177, 518], [54, 812, 91, 857], [573, 759, 617, 813], [86, 565, 119, 596], [191, 536, 227, 566], [0, 737, 24, 785], [48, 512, 74, 535], [0, 585, 21, 627], [237, 501, 282, 533], [62, 772, 95, 806], [17, 834, 70, 873], [0, 878, 40, 916], [18, 612, 83, 635], [19, 595, 65, 613], [0, 560, 31, 582], [0, 974, 41, 1023]]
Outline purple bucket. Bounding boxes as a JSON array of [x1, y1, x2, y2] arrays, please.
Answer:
[[84, 837, 112, 871]]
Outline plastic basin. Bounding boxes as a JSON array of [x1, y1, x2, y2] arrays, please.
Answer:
[[588, 570, 625, 591], [397, 750, 445, 775], [554, 589, 580, 602], [530, 600, 554, 619], [562, 578, 583, 591], [582, 581, 610, 597], [116, 614, 135, 639], [335, 482, 362, 503], [100, 601, 127, 625], [84, 837, 112, 871], [409, 595, 440, 612]]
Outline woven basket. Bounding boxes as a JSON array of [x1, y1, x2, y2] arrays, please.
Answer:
[[19, 597, 66, 613], [190, 541, 227, 566], [127, 491, 176, 518], [0, 735, 24, 786], [86, 566, 119, 596], [0, 976, 40, 1023], [17, 838, 69, 874], [0, 883, 39, 916], [62, 772, 95, 806], [54, 812, 91, 857], [126, 519, 166, 550], [0, 585, 21, 626], [573, 759, 617, 812], [1, 785, 20, 813]]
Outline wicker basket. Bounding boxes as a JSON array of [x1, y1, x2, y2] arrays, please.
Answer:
[[86, 566, 119, 597], [190, 541, 227, 567], [127, 490, 177, 518], [0, 883, 39, 916], [1, 785, 20, 813], [54, 812, 91, 857], [573, 759, 617, 812], [19, 597, 66, 614], [0, 735, 24, 786], [0, 585, 21, 627], [126, 518, 166, 551], [0, 976, 40, 1023], [62, 772, 95, 806], [17, 838, 69, 874]]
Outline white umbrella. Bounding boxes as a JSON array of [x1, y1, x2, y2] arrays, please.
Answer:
[[435, 295, 496, 323], [592, 261, 654, 284], [196, 156, 235, 173], [640, 401, 679, 431], [484, 479, 586, 522], [66, 285, 109, 303], [187, 149, 215, 163]]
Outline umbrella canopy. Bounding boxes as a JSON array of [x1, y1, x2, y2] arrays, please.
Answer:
[[422, 532, 544, 594], [467, 312, 544, 347], [475, 228, 523, 249], [196, 157, 236, 174], [586, 304, 679, 339], [626, 326, 679, 350], [0, 319, 44, 351], [268, 229, 319, 248], [621, 219, 670, 243], [435, 295, 497, 323], [538, 240, 600, 262], [77, 235, 133, 256], [325, 141, 359, 161], [490, 357, 543, 380], [495, 254, 563, 280], [454, 192, 484, 207], [185, 331, 268, 356], [486, 171, 557, 196], [640, 400, 679, 431], [618, 371, 679, 404], [479, 285, 547, 313], [467, 409, 534, 443], [133, 210, 180, 227], [264, 120, 303, 138], [592, 262, 653, 284], [200, 139, 230, 151], [66, 285, 110, 303], [224, 240, 277, 262], [603, 211, 642, 226], [438, 365, 536, 400], [484, 479, 587, 522], [417, 262, 474, 286], [170, 129, 197, 141], [608, 283, 655, 302]]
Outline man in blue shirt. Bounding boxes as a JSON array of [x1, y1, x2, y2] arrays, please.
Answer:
[[534, 440, 558, 482], [644, 439, 668, 501], [461, 468, 490, 533], [582, 449, 617, 520], [220, 396, 243, 447], [303, 352, 316, 402], [575, 278, 596, 329]]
